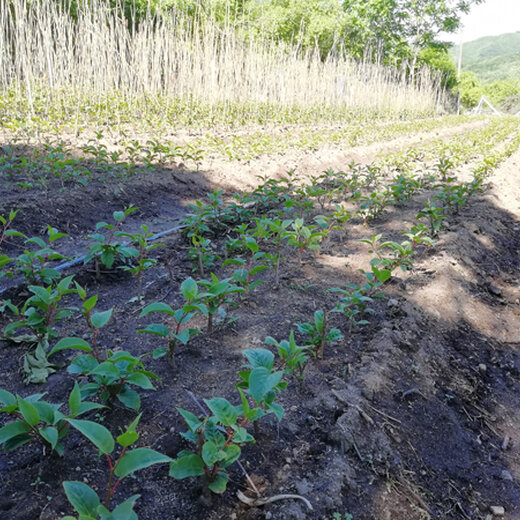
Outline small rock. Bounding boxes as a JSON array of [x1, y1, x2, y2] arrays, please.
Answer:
[[265, 512, 273, 520], [230, 514, 237, 520], [75, 466, 80, 471], [388, 298, 399, 308], [478, 364, 487, 373], [488, 286, 502, 297], [169, 426, 175, 433], [290, 405, 298, 412], [500, 470, 513, 482], [490, 505, 505, 516]]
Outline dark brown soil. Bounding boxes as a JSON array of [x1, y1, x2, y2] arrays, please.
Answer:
[[1, 125, 520, 520]]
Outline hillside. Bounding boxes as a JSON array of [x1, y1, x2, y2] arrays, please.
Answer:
[[452, 31, 520, 83]]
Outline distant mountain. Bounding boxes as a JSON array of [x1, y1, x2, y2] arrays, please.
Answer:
[[451, 32, 520, 83]]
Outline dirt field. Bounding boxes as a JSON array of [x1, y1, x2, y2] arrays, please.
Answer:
[[1, 119, 519, 520]]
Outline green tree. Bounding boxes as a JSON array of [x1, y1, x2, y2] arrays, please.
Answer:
[[341, 0, 485, 62], [457, 70, 483, 108]]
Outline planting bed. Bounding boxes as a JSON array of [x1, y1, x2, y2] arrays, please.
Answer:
[[1, 117, 520, 520]]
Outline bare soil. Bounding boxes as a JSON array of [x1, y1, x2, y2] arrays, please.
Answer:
[[1, 120, 519, 520]]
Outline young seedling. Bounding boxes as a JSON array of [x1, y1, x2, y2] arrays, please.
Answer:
[[170, 397, 255, 494], [15, 225, 69, 285], [74, 283, 113, 361], [401, 224, 435, 251], [356, 190, 392, 224], [138, 278, 204, 363], [84, 206, 139, 277], [0, 383, 105, 456], [435, 155, 455, 182], [417, 200, 445, 237], [314, 204, 351, 250], [286, 219, 323, 264], [187, 235, 219, 276], [0, 210, 22, 279], [330, 285, 376, 331], [264, 332, 310, 382], [3, 275, 77, 383], [295, 310, 343, 359], [198, 274, 244, 333], [62, 414, 171, 517], [236, 348, 287, 429], [266, 218, 292, 288], [361, 234, 415, 277], [224, 235, 271, 296], [119, 224, 164, 302]]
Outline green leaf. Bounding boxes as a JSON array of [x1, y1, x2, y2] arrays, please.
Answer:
[[69, 382, 82, 415], [49, 337, 92, 356], [27, 285, 51, 305], [373, 267, 391, 283], [127, 372, 155, 390], [138, 323, 170, 338], [243, 348, 274, 370], [67, 419, 114, 454], [90, 362, 120, 380], [75, 282, 87, 300], [0, 421, 31, 444], [208, 471, 229, 493], [17, 397, 40, 426], [68, 354, 98, 374], [56, 275, 74, 293], [116, 430, 139, 448], [90, 309, 112, 329], [201, 440, 221, 467], [314, 310, 324, 332], [100, 250, 115, 268], [83, 295, 98, 311], [204, 398, 237, 427], [221, 444, 241, 468], [0, 389, 16, 407], [268, 402, 284, 422], [117, 386, 141, 411], [180, 277, 198, 301], [139, 302, 174, 317], [177, 408, 201, 432], [39, 426, 59, 449], [169, 454, 205, 479], [111, 495, 140, 520], [63, 481, 100, 518], [248, 368, 283, 404], [152, 347, 167, 359], [115, 448, 172, 479]]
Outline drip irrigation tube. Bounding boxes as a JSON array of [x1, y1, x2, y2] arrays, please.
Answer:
[[0, 222, 187, 297]]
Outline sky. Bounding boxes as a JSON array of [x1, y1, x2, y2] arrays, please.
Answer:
[[447, 0, 520, 43]]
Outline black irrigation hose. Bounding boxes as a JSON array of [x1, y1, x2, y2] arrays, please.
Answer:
[[0, 222, 187, 297]]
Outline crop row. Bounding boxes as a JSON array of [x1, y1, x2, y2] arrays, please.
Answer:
[[0, 115, 484, 192]]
